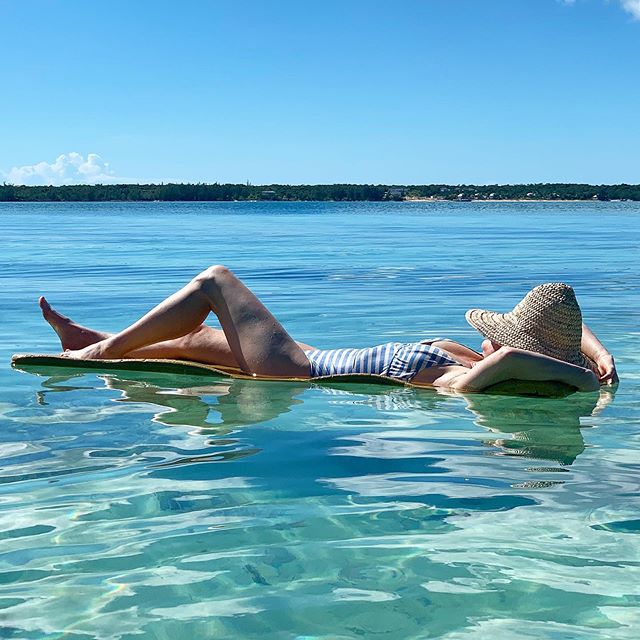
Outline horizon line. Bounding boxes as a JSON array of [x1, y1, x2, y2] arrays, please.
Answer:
[[4, 181, 640, 188]]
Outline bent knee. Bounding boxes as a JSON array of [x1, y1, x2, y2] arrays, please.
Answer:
[[193, 264, 231, 287]]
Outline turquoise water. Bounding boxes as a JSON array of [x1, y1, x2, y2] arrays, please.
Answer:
[[0, 201, 639, 639]]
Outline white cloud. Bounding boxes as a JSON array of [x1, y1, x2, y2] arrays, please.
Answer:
[[559, 0, 640, 18], [2, 152, 117, 186], [620, 0, 640, 19]]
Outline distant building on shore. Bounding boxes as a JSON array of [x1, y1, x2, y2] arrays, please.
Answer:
[[385, 188, 406, 200]]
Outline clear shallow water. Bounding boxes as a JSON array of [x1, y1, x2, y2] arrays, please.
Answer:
[[0, 201, 639, 639]]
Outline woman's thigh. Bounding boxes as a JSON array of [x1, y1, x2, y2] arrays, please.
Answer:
[[125, 325, 239, 366], [126, 324, 315, 370]]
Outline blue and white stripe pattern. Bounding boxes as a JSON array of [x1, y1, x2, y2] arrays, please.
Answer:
[[304, 340, 459, 381]]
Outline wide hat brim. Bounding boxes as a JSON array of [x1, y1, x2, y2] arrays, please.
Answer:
[[465, 307, 592, 369]]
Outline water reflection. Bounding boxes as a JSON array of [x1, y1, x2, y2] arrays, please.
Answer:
[[25, 366, 307, 433], [16, 363, 617, 470], [312, 381, 615, 466], [5, 368, 628, 640], [460, 387, 615, 465]]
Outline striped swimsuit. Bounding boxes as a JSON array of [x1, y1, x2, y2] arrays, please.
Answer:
[[304, 340, 459, 382]]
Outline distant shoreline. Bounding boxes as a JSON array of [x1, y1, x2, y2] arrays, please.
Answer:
[[2, 198, 626, 204], [1, 182, 639, 203], [403, 197, 618, 203]]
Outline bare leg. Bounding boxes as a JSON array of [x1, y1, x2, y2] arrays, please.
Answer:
[[40, 297, 109, 350], [41, 297, 315, 367], [127, 327, 315, 365], [63, 265, 312, 377], [124, 326, 242, 366]]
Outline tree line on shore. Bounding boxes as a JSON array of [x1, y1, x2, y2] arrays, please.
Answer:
[[1, 182, 639, 202]]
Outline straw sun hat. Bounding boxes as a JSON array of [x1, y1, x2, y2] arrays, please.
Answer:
[[465, 283, 593, 369]]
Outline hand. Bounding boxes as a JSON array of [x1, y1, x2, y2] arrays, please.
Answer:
[[595, 353, 618, 385]]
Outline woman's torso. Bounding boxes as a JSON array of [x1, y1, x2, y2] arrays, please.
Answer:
[[304, 339, 476, 384]]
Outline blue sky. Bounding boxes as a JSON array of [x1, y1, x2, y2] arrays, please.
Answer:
[[1, 0, 638, 185]]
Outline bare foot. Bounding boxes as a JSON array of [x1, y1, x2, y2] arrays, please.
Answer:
[[63, 340, 114, 360], [39, 296, 110, 351]]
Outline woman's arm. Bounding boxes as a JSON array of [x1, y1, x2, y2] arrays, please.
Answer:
[[581, 323, 618, 384], [444, 347, 600, 392]]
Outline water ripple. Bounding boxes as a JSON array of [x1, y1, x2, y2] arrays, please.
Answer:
[[1, 202, 639, 639]]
